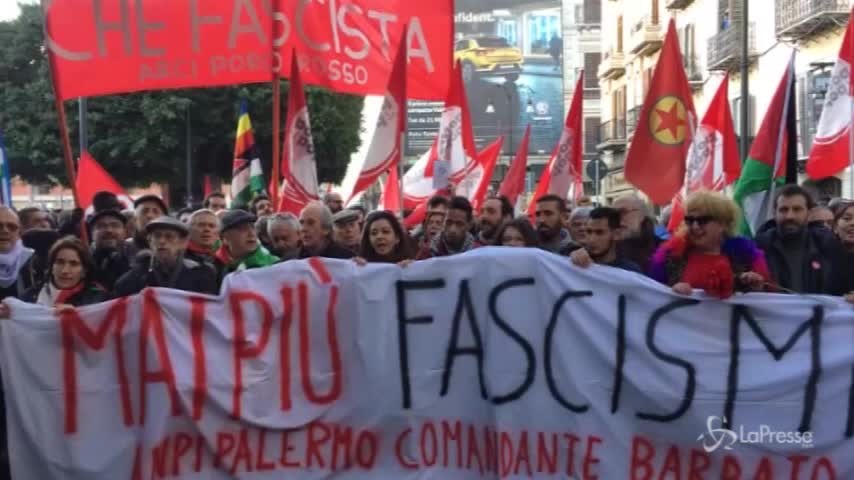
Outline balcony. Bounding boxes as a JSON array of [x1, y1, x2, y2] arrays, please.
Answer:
[[666, 0, 695, 9], [597, 118, 627, 151], [626, 106, 641, 139], [629, 15, 664, 56], [707, 23, 758, 72], [598, 50, 626, 80], [776, 0, 849, 40]]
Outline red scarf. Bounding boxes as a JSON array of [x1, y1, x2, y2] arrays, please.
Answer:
[[55, 283, 86, 306], [214, 244, 233, 266], [188, 241, 214, 255]]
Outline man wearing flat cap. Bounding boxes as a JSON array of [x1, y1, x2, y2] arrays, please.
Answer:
[[215, 210, 279, 273], [126, 194, 168, 257], [332, 208, 362, 254], [87, 191, 135, 290], [114, 216, 218, 296]]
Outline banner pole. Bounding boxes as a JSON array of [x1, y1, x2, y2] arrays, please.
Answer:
[[270, 0, 282, 208], [53, 97, 80, 209]]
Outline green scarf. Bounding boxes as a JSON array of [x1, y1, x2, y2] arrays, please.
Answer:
[[232, 246, 279, 272]]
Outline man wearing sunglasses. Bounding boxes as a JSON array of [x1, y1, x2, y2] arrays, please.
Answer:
[[0, 207, 33, 302]]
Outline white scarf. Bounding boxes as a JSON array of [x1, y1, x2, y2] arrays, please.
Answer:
[[0, 240, 33, 289], [35, 282, 59, 307]]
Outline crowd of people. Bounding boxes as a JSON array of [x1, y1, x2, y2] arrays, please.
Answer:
[[0, 184, 851, 311], [0, 184, 851, 475]]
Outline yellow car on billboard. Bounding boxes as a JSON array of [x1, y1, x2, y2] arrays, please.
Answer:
[[454, 36, 524, 83]]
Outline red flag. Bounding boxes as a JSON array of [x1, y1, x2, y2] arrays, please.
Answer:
[[549, 73, 585, 199], [76, 151, 131, 211], [459, 137, 504, 212], [276, 54, 319, 214], [498, 125, 531, 206], [625, 19, 697, 205], [203, 175, 213, 199], [426, 61, 478, 188], [806, 7, 854, 179], [44, 0, 453, 101], [668, 75, 740, 231], [348, 28, 408, 204], [526, 157, 552, 218], [379, 168, 401, 214]]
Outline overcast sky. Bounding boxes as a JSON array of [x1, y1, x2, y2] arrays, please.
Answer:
[[0, 0, 37, 22]]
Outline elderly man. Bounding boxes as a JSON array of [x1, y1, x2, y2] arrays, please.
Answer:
[[268, 213, 302, 260], [612, 193, 662, 272], [0, 207, 33, 300], [186, 209, 222, 274], [215, 210, 279, 272], [298, 202, 354, 259], [333, 209, 362, 254], [114, 216, 218, 296], [126, 194, 168, 256], [568, 206, 593, 244], [324, 192, 344, 214]]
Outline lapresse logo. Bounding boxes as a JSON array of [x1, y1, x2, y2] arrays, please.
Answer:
[[697, 416, 814, 453]]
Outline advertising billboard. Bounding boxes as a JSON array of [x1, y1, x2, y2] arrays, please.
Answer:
[[406, 0, 565, 159]]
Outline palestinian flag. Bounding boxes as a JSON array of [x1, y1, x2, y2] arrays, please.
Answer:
[[231, 101, 266, 208], [733, 54, 798, 236]]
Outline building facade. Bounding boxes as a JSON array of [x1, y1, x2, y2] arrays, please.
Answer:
[[597, 0, 853, 204]]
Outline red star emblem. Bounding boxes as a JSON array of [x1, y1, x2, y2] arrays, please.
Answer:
[[655, 102, 685, 139]]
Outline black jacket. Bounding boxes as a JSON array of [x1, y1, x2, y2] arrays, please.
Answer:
[[185, 248, 225, 290], [91, 243, 135, 291], [754, 220, 847, 295], [113, 256, 219, 297], [298, 240, 355, 260]]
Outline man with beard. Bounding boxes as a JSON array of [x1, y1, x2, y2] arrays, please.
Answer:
[[478, 196, 513, 245], [87, 195, 134, 291], [0, 208, 32, 301], [114, 217, 218, 296], [755, 185, 846, 294], [612, 193, 662, 272], [535, 194, 579, 256], [571, 207, 641, 272], [251, 195, 274, 218], [417, 196, 480, 259], [268, 213, 302, 260], [203, 192, 228, 213], [216, 210, 279, 272], [324, 192, 344, 214], [332, 209, 362, 254], [298, 202, 354, 259]]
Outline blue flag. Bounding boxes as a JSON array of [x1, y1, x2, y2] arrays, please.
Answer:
[[0, 131, 12, 208]]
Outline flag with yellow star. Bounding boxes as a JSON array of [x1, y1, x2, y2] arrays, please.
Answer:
[[624, 19, 696, 205]]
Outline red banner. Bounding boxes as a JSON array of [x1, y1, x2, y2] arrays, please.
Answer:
[[44, 0, 452, 100]]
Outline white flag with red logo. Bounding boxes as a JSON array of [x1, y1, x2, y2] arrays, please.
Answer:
[[427, 62, 478, 190], [347, 28, 408, 204], [548, 73, 585, 199], [668, 75, 740, 231], [403, 144, 439, 210], [455, 137, 504, 211], [806, 8, 854, 180], [277, 53, 319, 215], [526, 75, 585, 217]]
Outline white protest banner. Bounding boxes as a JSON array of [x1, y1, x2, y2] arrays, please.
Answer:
[[1, 249, 852, 479]]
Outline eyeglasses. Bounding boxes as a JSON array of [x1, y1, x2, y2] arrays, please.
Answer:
[[684, 215, 714, 226]]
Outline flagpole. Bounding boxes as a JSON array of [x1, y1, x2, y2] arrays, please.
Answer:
[[270, 0, 282, 209], [398, 132, 406, 217], [767, 52, 795, 221], [185, 105, 193, 208], [849, 14, 854, 198]]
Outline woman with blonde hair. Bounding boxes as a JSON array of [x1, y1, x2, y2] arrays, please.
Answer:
[[649, 191, 770, 299]]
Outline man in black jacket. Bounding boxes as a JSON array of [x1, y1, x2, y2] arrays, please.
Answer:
[[754, 185, 846, 295], [298, 202, 354, 259], [114, 216, 218, 297], [88, 204, 134, 291]]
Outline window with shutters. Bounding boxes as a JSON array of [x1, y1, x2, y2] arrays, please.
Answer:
[[585, 117, 601, 154], [651, 0, 660, 24], [584, 53, 601, 88], [617, 16, 624, 52], [583, 0, 601, 24]]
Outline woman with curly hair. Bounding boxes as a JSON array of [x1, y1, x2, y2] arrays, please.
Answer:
[[649, 191, 770, 299]]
